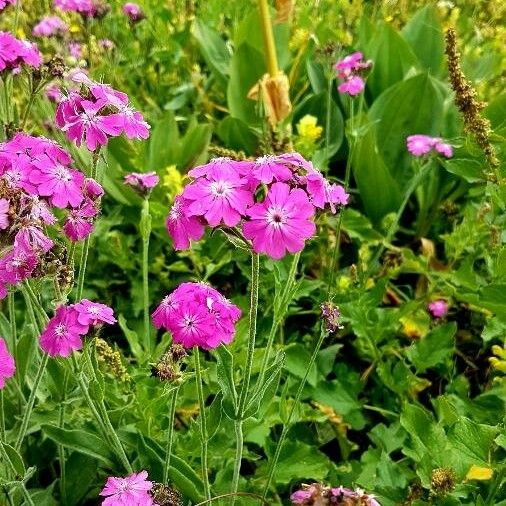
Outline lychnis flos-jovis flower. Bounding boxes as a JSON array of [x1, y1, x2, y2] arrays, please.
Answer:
[[0, 31, 42, 74], [406, 134, 454, 158], [334, 51, 372, 97], [100, 470, 155, 506], [0, 133, 104, 298], [0, 337, 16, 389], [152, 282, 241, 350], [290, 483, 380, 505], [165, 154, 349, 260], [55, 71, 150, 152], [39, 300, 117, 357]]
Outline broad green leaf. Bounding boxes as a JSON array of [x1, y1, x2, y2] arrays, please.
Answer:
[[147, 112, 180, 172], [406, 322, 456, 372], [366, 22, 419, 97], [217, 116, 259, 155], [351, 114, 402, 222], [179, 119, 212, 170], [42, 425, 115, 467], [227, 43, 265, 124], [117, 314, 144, 359], [193, 19, 230, 81], [369, 73, 446, 181], [284, 344, 317, 386], [215, 345, 238, 419], [1, 443, 26, 477], [402, 5, 445, 75]]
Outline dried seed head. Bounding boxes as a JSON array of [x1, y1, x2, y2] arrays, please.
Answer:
[[320, 302, 344, 334], [94, 337, 131, 383], [150, 483, 182, 506], [430, 467, 456, 497]]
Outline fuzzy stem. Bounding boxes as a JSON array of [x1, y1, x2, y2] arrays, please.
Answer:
[[231, 419, 244, 503], [14, 354, 49, 451], [0, 391, 4, 441], [194, 349, 211, 500], [163, 385, 180, 484], [58, 371, 69, 505], [258, 0, 279, 77], [262, 326, 326, 498], [140, 197, 152, 355]]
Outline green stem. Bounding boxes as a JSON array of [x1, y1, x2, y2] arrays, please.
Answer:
[[231, 419, 243, 502], [262, 326, 327, 499], [0, 443, 35, 506], [141, 198, 152, 355], [0, 391, 4, 441], [256, 252, 300, 390], [58, 371, 69, 505], [194, 349, 211, 500], [15, 354, 49, 451], [20, 89, 36, 130], [257, 0, 279, 77], [324, 76, 333, 166], [163, 385, 180, 484]]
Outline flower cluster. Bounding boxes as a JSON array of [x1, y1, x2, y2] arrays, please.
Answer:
[[0, 0, 15, 13], [124, 171, 159, 196], [152, 282, 241, 350], [291, 483, 380, 505], [33, 16, 68, 38], [100, 470, 155, 506], [0, 337, 16, 389], [166, 154, 349, 259], [406, 135, 453, 158], [0, 133, 104, 297], [56, 71, 150, 152], [123, 2, 145, 23], [334, 52, 371, 96], [40, 299, 116, 357], [428, 299, 449, 319], [54, 0, 108, 18], [0, 32, 42, 74]]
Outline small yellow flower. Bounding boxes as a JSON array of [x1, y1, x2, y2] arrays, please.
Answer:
[[162, 165, 184, 200], [69, 24, 81, 34], [289, 28, 309, 51], [296, 115, 323, 142], [465, 465, 493, 481], [489, 344, 506, 373], [16, 28, 26, 39]]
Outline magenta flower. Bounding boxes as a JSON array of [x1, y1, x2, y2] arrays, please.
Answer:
[[67, 42, 82, 59], [152, 282, 241, 350], [124, 172, 159, 196], [0, 337, 15, 389], [14, 225, 54, 253], [33, 16, 68, 37], [182, 168, 253, 227], [30, 154, 85, 208], [54, 0, 103, 17], [290, 489, 313, 504], [0, 0, 16, 13], [165, 196, 205, 250], [334, 51, 368, 78], [338, 75, 365, 96], [122, 2, 145, 23], [99, 470, 154, 506], [0, 32, 42, 73], [39, 306, 88, 357], [434, 139, 453, 158], [251, 154, 294, 184], [0, 246, 38, 286], [407, 135, 453, 158], [74, 299, 116, 326], [243, 182, 316, 260], [305, 168, 349, 213], [45, 83, 63, 103], [428, 299, 449, 319], [63, 201, 97, 241], [0, 198, 9, 229]]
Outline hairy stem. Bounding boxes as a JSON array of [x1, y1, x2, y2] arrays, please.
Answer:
[[163, 385, 180, 484], [140, 197, 152, 355]]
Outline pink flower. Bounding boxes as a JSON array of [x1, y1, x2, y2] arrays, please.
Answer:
[[0, 337, 15, 389], [33, 16, 68, 37], [152, 282, 241, 349], [30, 154, 84, 208], [434, 140, 453, 158], [0, 0, 16, 13], [54, 0, 105, 17], [124, 172, 159, 196], [0, 32, 42, 73], [428, 299, 448, 319], [99, 39, 115, 51], [243, 182, 316, 259], [305, 168, 349, 213], [338, 75, 365, 96], [74, 299, 116, 326], [334, 51, 366, 78], [122, 2, 145, 23], [0, 198, 9, 229], [45, 83, 63, 103], [166, 196, 206, 250], [290, 490, 313, 504], [82, 178, 104, 198], [251, 154, 293, 184], [39, 306, 88, 357], [67, 42, 82, 59], [406, 135, 434, 156], [62, 201, 97, 241], [182, 168, 253, 227], [15, 225, 53, 253], [0, 246, 38, 286], [99, 470, 154, 506]]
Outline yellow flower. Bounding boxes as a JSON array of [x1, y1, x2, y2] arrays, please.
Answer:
[[465, 465, 493, 481], [296, 115, 323, 142], [289, 28, 309, 51], [69, 24, 81, 34], [489, 344, 506, 373], [16, 28, 26, 39], [162, 165, 184, 199]]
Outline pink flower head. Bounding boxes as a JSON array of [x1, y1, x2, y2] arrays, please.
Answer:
[[39, 305, 88, 357], [182, 167, 253, 227], [30, 154, 85, 208], [0, 0, 16, 13], [124, 172, 159, 196], [243, 182, 316, 259], [165, 196, 205, 250], [15, 225, 53, 253], [99, 39, 115, 51], [0, 32, 42, 73], [45, 83, 63, 103], [74, 299, 116, 326], [338, 75, 365, 96], [305, 168, 349, 213], [82, 178, 104, 198], [33, 16, 68, 38], [434, 139, 453, 158], [407, 135, 453, 158], [99, 470, 154, 506], [290, 490, 313, 504], [428, 299, 448, 319], [152, 282, 241, 350], [0, 337, 15, 389], [54, 0, 106, 17], [334, 51, 364, 78], [67, 42, 82, 59], [62, 201, 97, 241], [0, 198, 9, 229], [122, 2, 145, 23], [0, 245, 38, 286]]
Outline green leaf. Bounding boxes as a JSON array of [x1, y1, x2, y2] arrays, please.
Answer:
[[217, 116, 259, 155], [366, 22, 419, 97], [369, 73, 446, 181], [227, 44, 265, 124], [402, 5, 445, 75], [147, 112, 180, 171], [406, 322, 456, 372], [215, 345, 238, 419], [443, 157, 484, 183], [118, 314, 144, 359], [41, 425, 115, 467], [1, 443, 26, 477], [284, 344, 317, 386], [193, 19, 230, 81], [179, 119, 212, 170]]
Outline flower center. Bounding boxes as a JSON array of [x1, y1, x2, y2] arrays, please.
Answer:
[[53, 165, 72, 182], [266, 206, 287, 228], [255, 154, 276, 165], [55, 323, 67, 337], [210, 180, 231, 197], [88, 306, 100, 315]]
